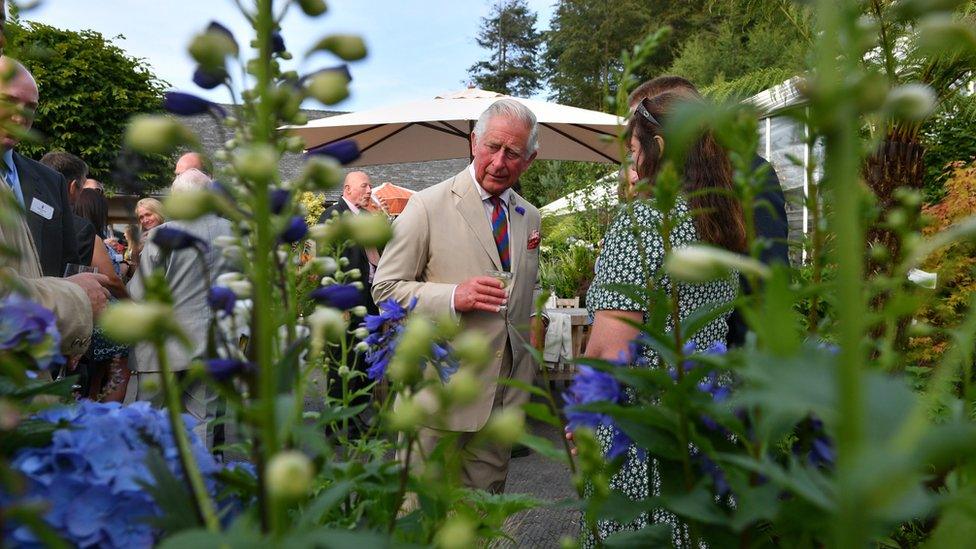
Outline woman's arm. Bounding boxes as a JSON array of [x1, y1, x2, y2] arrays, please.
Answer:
[[583, 310, 643, 362], [91, 236, 128, 299]]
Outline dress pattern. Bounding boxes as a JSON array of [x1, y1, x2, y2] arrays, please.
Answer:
[[584, 198, 737, 547]]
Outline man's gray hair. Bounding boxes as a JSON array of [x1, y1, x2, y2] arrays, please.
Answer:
[[171, 168, 212, 193], [472, 99, 539, 156]]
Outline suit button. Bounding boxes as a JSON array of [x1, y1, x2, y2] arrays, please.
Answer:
[[495, 351, 502, 359]]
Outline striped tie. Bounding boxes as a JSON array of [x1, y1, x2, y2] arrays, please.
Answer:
[[489, 195, 510, 271]]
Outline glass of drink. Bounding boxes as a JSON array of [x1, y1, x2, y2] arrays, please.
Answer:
[[63, 263, 98, 277], [486, 269, 513, 314]]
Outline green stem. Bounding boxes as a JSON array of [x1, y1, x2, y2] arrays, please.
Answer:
[[155, 342, 220, 532]]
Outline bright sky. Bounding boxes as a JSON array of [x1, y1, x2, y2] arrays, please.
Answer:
[[27, 0, 556, 111]]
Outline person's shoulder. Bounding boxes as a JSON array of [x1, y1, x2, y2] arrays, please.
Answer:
[[13, 151, 63, 186]]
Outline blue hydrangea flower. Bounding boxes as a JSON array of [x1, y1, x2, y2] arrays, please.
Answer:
[[306, 139, 360, 165], [4, 401, 222, 548], [207, 286, 236, 317], [279, 216, 308, 244], [310, 284, 361, 310], [0, 293, 65, 373], [153, 226, 208, 252], [563, 366, 631, 459]]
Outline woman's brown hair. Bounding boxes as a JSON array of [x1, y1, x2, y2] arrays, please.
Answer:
[[626, 92, 746, 253]]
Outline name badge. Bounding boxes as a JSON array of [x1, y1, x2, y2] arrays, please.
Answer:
[[30, 197, 54, 220]]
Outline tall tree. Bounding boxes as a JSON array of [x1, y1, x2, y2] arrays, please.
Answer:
[[6, 20, 170, 190], [467, 0, 543, 97]]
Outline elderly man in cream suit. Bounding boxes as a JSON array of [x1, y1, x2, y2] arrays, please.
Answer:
[[372, 99, 541, 493]]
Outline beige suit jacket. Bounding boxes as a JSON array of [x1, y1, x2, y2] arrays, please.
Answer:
[[372, 167, 541, 432], [0, 200, 92, 355]]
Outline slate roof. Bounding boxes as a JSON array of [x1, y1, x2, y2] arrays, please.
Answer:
[[182, 105, 468, 202]]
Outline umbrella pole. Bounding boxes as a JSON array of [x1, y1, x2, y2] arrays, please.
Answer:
[[469, 120, 474, 163]]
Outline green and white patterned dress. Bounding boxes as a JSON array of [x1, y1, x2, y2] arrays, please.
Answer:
[[583, 198, 737, 547]]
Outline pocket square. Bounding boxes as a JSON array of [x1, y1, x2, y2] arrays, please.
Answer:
[[527, 229, 540, 250]]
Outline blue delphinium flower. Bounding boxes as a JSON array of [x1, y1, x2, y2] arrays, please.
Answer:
[[310, 284, 362, 310], [207, 286, 236, 317], [306, 139, 360, 165], [269, 188, 290, 215], [5, 401, 221, 548], [793, 416, 836, 468], [193, 66, 226, 90], [279, 216, 308, 244], [432, 343, 460, 383], [362, 298, 413, 381], [207, 21, 238, 51], [563, 366, 631, 459], [153, 226, 208, 252], [205, 358, 253, 381], [0, 293, 65, 373], [271, 32, 286, 54], [163, 91, 226, 117], [693, 450, 731, 498]]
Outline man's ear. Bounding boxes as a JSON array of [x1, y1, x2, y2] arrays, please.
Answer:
[[526, 150, 538, 166], [469, 134, 477, 157]]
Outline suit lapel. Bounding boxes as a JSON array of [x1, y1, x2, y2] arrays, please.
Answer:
[[452, 170, 501, 270], [13, 153, 43, 253]]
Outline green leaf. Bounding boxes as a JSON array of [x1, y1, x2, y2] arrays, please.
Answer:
[[680, 300, 735, 339], [138, 449, 203, 535], [518, 432, 569, 463], [0, 375, 78, 398], [276, 336, 309, 393], [521, 402, 560, 426], [603, 523, 673, 548], [0, 419, 59, 455], [300, 480, 355, 527]]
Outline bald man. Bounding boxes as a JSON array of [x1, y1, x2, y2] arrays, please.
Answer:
[[318, 171, 376, 312], [0, 56, 80, 277], [174, 152, 208, 176]]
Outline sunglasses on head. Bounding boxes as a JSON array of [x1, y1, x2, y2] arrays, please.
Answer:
[[635, 97, 661, 127]]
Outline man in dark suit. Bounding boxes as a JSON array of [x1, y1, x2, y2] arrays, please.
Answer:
[[40, 151, 96, 266], [628, 76, 790, 347], [318, 171, 379, 315], [0, 57, 79, 277]]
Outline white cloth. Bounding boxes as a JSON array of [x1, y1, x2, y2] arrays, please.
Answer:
[[543, 311, 573, 364]]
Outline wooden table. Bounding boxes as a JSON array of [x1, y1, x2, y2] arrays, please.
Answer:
[[540, 307, 591, 382]]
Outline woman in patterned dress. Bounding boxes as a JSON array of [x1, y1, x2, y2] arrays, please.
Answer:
[[580, 92, 747, 546]]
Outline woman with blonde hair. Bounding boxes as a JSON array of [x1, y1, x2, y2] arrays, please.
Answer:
[[134, 197, 165, 231]]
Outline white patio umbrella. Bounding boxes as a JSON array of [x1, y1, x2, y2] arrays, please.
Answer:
[[283, 88, 624, 167], [540, 174, 619, 217]]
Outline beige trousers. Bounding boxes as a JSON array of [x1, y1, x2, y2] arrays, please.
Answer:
[[404, 344, 528, 494]]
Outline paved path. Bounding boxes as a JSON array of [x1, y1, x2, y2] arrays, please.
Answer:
[[502, 420, 581, 547]]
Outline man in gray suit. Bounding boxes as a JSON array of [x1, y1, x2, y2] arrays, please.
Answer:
[[0, 57, 79, 277], [126, 168, 233, 445]]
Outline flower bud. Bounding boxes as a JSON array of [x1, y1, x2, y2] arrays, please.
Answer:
[[284, 135, 305, 153], [443, 368, 481, 406], [388, 316, 435, 384], [450, 332, 490, 370], [100, 302, 174, 344], [216, 272, 243, 285], [344, 268, 361, 280], [300, 157, 343, 190], [189, 28, 237, 72], [347, 213, 393, 247], [350, 305, 367, 317], [164, 189, 216, 220], [320, 276, 336, 285], [917, 14, 976, 59], [125, 115, 197, 154], [227, 280, 252, 298], [353, 327, 369, 339], [388, 397, 425, 431], [337, 365, 350, 377], [434, 516, 476, 549], [306, 70, 349, 105], [483, 408, 525, 446], [214, 235, 238, 248], [315, 256, 338, 274], [664, 245, 769, 283], [885, 83, 937, 122], [352, 281, 364, 290], [232, 144, 279, 183], [308, 306, 346, 353], [354, 341, 369, 353], [265, 450, 314, 500], [298, 0, 327, 16], [309, 34, 367, 61], [221, 245, 243, 262], [338, 257, 349, 267]]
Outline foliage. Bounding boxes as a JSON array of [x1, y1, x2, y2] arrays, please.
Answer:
[[668, 8, 808, 91], [467, 0, 543, 96], [3, 401, 223, 547], [518, 159, 611, 208], [539, 236, 597, 301], [908, 160, 976, 369], [5, 20, 170, 190], [920, 95, 976, 203]]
